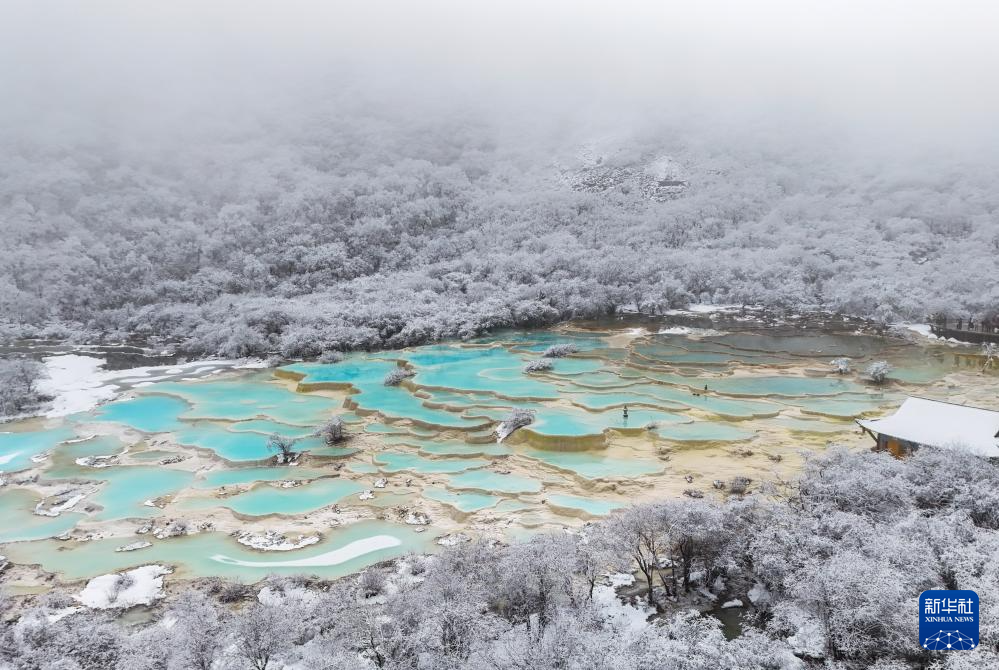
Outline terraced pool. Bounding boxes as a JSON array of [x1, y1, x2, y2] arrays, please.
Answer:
[[0, 319, 992, 586]]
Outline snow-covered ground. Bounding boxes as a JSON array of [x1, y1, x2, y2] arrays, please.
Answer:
[[76, 565, 171, 609], [592, 573, 654, 635], [35, 354, 268, 418], [664, 303, 745, 316], [36, 355, 118, 417], [34, 492, 86, 517], [236, 530, 321, 551], [657, 326, 726, 337], [899, 323, 934, 338]]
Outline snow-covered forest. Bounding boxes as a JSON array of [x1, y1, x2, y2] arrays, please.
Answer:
[[2, 2, 998, 357], [2, 3, 998, 668], [3, 106, 998, 357], [3, 447, 996, 669]]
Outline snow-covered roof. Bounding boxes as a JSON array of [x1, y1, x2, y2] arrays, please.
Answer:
[[857, 397, 999, 458]]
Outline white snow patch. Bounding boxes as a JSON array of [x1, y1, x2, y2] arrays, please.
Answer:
[[211, 535, 402, 568], [37, 355, 116, 418], [721, 599, 744, 609], [748, 581, 771, 606], [75, 454, 118, 468], [787, 615, 827, 659], [46, 606, 82, 623], [34, 493, 86, 517], [593, 573, 653, 635], [235, 358, 270, 369], [63, 434, 98, 444], [236, 530, 321, 551], [657, 326, 726, 337], [76, 565, 171, 609], [404, 511, 430, 525], [664, 303, 743, 315], [898, 323, 935, 338], [35, 355, 262, 418]]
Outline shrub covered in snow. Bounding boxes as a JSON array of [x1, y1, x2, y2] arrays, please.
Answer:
[[866, 360, 892, 384], [314, 416, 346, 444], [542, 343, 579, 358], [729, 476, 752, 494], [383, 367, 415, 386], [318, 350, 344, 364], [523, 358, 554, 373], [830, 357, 851, 374], [358, 569, 386, 598], [0, 358, 48, 418]]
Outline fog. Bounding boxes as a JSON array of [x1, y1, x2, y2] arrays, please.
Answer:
[[1, 1, 997, 351], [3, 0, 999, 152]]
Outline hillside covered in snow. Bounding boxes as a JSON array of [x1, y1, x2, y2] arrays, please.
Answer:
[[2, 105, 997, 356]]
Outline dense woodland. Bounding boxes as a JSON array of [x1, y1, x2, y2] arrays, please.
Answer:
[[2, 104, 998, 357], [2, 447, 995, 669], [0, 359, 46, 418]]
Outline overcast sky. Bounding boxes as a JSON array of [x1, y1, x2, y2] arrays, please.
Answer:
[[3, 1, 998, 151]]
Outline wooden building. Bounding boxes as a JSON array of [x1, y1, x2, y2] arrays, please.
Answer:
[[857, 397, 999, 459]]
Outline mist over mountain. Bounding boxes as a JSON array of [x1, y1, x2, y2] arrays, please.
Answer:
[[2, 1, 997, 354]]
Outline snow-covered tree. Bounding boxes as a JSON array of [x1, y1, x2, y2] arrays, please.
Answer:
[[314, 416, 345, 444], [232, 603, 287, 670], [266, 434, 297, 464], [865, 360, 892, 384], [830, 357, 851, 374], [0, 358, 47, 417]]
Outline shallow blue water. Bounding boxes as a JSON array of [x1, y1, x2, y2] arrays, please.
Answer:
[[92, 395, 190, 433]]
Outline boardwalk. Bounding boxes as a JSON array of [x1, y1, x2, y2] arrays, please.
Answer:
[[930, 317, 999, 345]]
